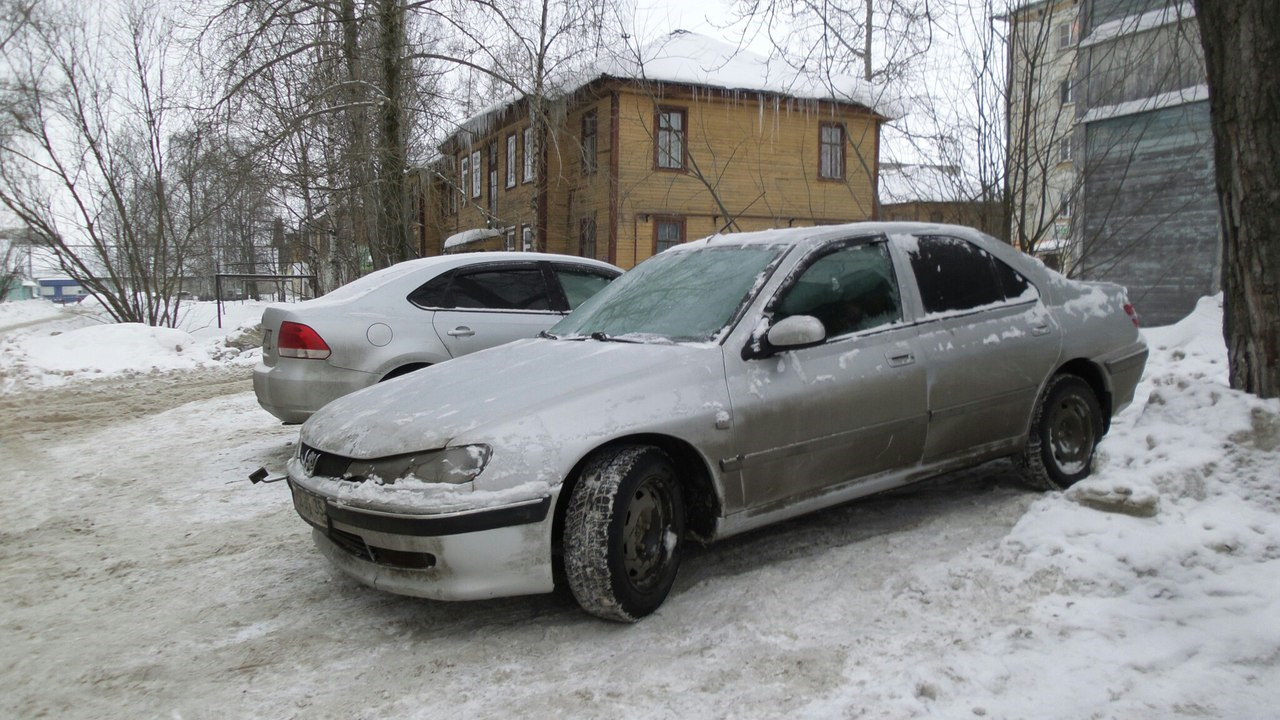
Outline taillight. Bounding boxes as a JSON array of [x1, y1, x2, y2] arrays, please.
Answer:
[[1123, 303, 1140, 328], [278, 321, 331, 359]]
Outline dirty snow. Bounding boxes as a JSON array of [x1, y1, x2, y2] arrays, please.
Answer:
[[1, 293, 1278, 718]]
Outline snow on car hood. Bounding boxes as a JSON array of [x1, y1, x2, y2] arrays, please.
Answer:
[[299, 337, 727, 462]]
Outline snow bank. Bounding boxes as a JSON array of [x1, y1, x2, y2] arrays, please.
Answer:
[[0, 299, 267, 391]]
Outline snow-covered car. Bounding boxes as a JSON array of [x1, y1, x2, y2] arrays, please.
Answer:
[[285, 222, 1149, 621], [253, 252, 622, 423]]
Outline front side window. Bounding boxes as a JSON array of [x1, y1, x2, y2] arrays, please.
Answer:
[[819, 122, 845, 180], [552, 245, 787, 343], [654, 217, 685, 254], [656, 107, 686, 170], [581, 110, 598, 175], [555, 266, 615, 310], [908, 235, 1034, 315], [774, 241, 901, 338]]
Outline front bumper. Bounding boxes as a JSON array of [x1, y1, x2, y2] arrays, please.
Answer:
[[288, 477, 557, 601]]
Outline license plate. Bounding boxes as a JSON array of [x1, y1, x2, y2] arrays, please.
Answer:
[[290, 483, 328, 528]]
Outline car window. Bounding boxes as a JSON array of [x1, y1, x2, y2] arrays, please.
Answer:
[[449, 268, 552, 310], [774, 242, 902, 337], [908, 235, 1006, 314], [555, 267, 616, 310], [551, 245, 787, 343]]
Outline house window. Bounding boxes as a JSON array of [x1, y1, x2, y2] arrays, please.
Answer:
[[487, 142, 498, 215], [819, 122, 845, 180], [1058, 136, 1074, 163], [654, 216, 685, 253], [579, 215, 597, 258], [505, 133, 516, 188], [1056, 21, 1076, 50], [521, 224, 533, 251], [470, 150, 481, 199], [522, 127, 535, 183], [1059, 79, 1076, 105], [1060, 197, 1074, 219], [581, 110, 598, 175], [655, 107, 686, 170], [460, 155, 469, 205]]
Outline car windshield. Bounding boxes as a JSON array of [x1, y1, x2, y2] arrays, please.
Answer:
[[550, 244, 787, 343]]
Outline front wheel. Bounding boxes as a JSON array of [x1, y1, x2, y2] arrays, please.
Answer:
[[564, 445, 685, 622], [1020, 374, 1104, 490]]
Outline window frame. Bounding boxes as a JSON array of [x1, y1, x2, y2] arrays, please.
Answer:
[[579, 214, 597, 258], [459, 154, 469, 205], [1059, 79, 1077, 105], [581, 109, 598, 175], [470, 150, 481, 199], [654, 106, 687, 171], [522, 127, 535, 184], [505, 133, 517, 188], [906, 234, 1038, 317], [652, 215, 686, 254], [818, 122, 846, 181]]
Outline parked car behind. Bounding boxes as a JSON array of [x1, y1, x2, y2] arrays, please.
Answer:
[[253, 252, 621, 423], [284, 223, 1148, 621]]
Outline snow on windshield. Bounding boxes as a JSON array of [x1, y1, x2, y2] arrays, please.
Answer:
[[551, 245, 785, 342]]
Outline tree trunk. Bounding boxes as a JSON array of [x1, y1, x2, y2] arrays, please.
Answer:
[[1194, 0, 1280, 398]]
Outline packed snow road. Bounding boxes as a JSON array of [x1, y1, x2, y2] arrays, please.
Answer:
[[2, 296, 1278, 718]]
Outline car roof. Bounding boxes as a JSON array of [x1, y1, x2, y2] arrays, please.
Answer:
[[676, 221, 993, 252]]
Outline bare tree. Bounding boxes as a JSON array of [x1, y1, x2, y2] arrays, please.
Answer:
[[1194, 0, 1280, 397], [0, 0, 222, 325]]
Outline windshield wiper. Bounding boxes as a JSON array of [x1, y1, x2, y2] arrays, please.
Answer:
[[590, 331, 644, 344], [537, 330, 558, 340]]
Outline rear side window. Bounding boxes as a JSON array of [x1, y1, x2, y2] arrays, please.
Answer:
[[407, 266, 552, 311], [555, 267, 615, 310], [908, 235, 1033, 315]]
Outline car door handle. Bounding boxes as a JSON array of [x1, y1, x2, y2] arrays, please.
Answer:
[[886, 352, 915, 367], [447, 326, 475, 338], [1030, 323, 1052, 336]]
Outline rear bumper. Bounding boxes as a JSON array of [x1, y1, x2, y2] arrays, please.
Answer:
[[253, 359, 376, 423], [1104, 341, 1149, 415]]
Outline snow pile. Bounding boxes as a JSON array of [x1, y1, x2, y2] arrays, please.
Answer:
[[0, 299, 268, 391], [886, 295, 1280, 718]]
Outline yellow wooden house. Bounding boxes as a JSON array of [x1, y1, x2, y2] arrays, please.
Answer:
[[416, 31, 890, 268]]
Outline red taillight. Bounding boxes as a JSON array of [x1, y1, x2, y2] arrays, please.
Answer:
[[1123, 303, 1140, 328], [278, 321, 331, 359]]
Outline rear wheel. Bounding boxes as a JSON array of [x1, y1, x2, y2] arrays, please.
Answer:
[[564, 445, 685, 622], [1020, 374, 1104, 490]]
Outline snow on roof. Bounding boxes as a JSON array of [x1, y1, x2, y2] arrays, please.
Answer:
[[1081, 2, 1195, 48], [878, 163, 978, 205], [1082, 84, 1208, 123], [448, 30, 893, 147], [443, 228, 503, 250]]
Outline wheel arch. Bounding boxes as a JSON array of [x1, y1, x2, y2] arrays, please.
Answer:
[[552, 434, 721, 557], [379, 362, 431, 382], [1053, 358, 1113, 432]]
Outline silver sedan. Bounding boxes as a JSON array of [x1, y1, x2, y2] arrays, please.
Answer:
[[284, 223, 1148, 621], [253, 252, 621, 422]]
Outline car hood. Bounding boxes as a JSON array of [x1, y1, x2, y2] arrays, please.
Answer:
[[299, 337, 728, 462]]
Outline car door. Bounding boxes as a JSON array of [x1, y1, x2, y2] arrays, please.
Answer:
[[723, 238, 929, 512], [903, 234, 1063, 463], [421, 262, 563, 358]]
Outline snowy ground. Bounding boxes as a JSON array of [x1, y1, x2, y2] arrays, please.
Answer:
[[1, 296, 1277, 718]]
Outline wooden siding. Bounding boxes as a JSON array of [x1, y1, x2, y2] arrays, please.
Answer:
[[419, 81, 882, 268]]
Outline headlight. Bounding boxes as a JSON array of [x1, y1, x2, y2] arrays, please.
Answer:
[[345, 444, 492, 485]]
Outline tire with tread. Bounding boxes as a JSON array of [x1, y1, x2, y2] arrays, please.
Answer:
[[564, 445, 685, 622], [1019, 374, 1104, 490]]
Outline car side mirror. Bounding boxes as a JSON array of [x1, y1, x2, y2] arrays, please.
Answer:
[[769, 315, 826, 348], [742, 315, 826, 360]]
